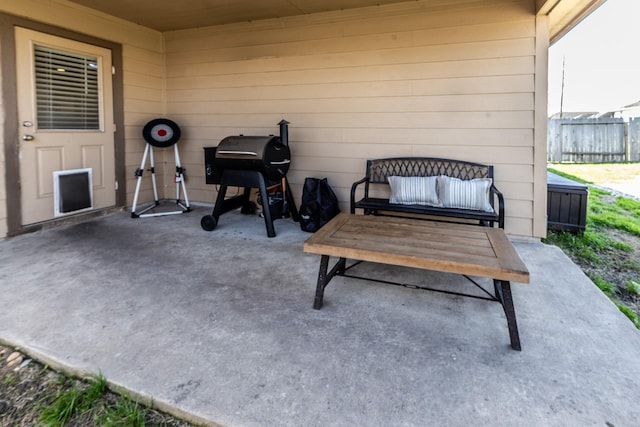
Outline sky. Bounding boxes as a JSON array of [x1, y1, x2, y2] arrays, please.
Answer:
[[547, 0, 640, 115]]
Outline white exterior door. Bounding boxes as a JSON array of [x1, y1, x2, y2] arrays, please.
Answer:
[[15, 27, 115, 225]]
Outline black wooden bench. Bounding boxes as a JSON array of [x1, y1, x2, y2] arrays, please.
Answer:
[[350, 157, 504, 228]]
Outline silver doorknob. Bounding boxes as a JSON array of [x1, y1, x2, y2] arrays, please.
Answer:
[[22, 135, 34, 141]]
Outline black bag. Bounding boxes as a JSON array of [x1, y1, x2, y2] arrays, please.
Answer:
[[299, 177, 340, 232]]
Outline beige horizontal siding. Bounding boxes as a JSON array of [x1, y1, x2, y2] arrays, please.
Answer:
[[0, 0, 167, 217], [508, 199, 534, 220], [165, 39, 534, 76], [163, 0, 540, 236], [166, 57, 534, 88], [167, 74, 534, 101], [505, 217, 532, 236], [121, 44, 165, 206], [168, 94, 533, 114]]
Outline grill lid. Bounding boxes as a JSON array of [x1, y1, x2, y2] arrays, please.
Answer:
[[215, 136, 280, 159], [215, 135, 291, 179]]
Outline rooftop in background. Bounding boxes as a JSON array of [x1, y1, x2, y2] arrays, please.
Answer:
[[549, 99, 640, 119]]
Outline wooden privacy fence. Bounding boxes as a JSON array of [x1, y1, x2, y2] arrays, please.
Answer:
[[548, 117, 640, 163]]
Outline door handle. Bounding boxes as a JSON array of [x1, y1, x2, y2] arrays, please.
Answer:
[[22, 134, 34, 141]]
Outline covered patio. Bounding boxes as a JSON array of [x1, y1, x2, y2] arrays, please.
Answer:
[[3, 1, 639, 425], [1, 208, 639, 426], [0, 0, 609, 239]]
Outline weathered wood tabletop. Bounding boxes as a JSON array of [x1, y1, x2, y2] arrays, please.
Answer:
[[303, 213, 529, 284]]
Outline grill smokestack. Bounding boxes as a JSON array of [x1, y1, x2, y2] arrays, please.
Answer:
[[278, 119, 290, 146]]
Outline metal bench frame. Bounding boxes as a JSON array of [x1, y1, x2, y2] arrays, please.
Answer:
[[350, 157, 505, 228]]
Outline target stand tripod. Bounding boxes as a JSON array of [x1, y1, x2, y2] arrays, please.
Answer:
[[131, 118, 191, 218]]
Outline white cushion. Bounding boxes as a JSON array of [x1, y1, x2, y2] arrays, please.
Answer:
[[388, 176, 441, 206], [438, 175, 493, 212]]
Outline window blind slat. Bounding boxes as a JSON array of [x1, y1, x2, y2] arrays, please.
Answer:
[[35, 45, 100, 130]]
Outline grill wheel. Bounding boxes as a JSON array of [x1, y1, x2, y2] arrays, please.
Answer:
[[201, 215, 217, 231]]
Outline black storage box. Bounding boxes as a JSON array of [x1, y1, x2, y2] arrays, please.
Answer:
[[547, 171, 588, 233]]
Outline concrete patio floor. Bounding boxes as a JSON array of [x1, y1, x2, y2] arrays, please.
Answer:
[[1, 206, 639, 426]]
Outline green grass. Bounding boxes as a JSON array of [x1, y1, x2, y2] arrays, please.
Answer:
[[587, 188, 640, 237], [548, 166, 640, 238], [97, 394, 148, 427], [3, 374, 16, 385], [547, 167, 591, 184], [40, 374, 108, 426], [39, 372, 151, 427], [548, 167, 640, 249], [592, 276, 616, 297], [627, 280, 640, 296], [623, 259, 640, 271], [615, 301, 640, 329], [544, 229, 610, 264], [546, 166, 640, 329]]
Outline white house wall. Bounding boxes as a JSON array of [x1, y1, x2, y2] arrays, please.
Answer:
[[164, 0, 545, 236]]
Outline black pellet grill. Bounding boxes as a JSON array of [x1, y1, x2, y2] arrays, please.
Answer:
[[202, 120, 299, 237]]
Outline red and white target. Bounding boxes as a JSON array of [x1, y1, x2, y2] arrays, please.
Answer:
[[142, 118, 181, 148]]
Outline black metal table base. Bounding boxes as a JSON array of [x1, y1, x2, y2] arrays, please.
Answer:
[[312, 256, 521, 351]]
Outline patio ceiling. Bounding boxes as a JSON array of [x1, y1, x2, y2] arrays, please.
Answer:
[[68, 0, 606, 41], [539, 0, 607, 44], [67, 0, 413, 31]]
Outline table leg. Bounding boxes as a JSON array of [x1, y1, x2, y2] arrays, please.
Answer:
[[313, 256, 346, 310], [494, 279, 521, 351]]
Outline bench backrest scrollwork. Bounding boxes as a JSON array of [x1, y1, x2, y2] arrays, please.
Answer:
[[367, 157, 493, 183]]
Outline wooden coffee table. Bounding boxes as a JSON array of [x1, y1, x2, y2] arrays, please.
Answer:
[[303, 214, 530, 350]]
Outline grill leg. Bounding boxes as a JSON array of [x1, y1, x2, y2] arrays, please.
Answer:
[[256, 173, 276, 238], [494, 279, 521, 351], [211, 184, 228, 220], [284, 177, 300, 222]]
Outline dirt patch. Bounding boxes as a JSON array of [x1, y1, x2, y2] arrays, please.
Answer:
[[0, 345, 197, 426], [597, 229, 640, 316]]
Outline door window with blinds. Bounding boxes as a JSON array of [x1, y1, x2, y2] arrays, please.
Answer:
[[34, 45, 100, 130]]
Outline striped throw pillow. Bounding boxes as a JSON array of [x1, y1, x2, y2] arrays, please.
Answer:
[[438, 175, 493, 212], [388, 176, 441, 206]]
